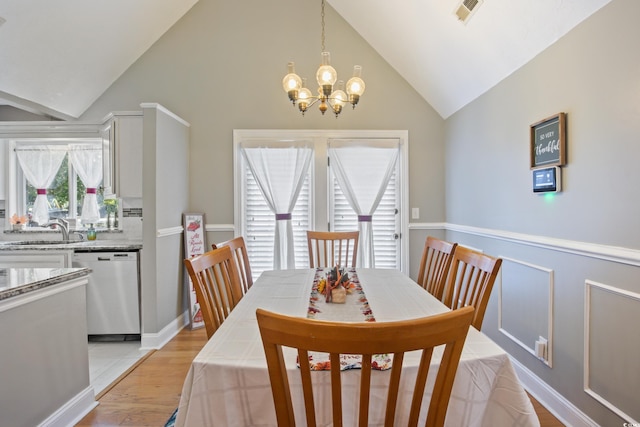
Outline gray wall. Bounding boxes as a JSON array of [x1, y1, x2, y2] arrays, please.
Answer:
[[0, 105, 53, 121], [141, 105, 190, 334], [445, 0, 640, 425], [80, 0, 445, 260]]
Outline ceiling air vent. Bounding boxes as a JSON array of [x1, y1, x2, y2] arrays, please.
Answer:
[[455, 0, 483, 23]]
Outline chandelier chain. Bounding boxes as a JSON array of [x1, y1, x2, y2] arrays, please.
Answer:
[[320, 0, 325, 52]]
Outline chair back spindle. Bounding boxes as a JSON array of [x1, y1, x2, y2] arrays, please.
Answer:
[[213, 236, 253, 295], [416, 236, 458, 301], [184, 246, 244, 339], [443, 246, 502, 330], [307, 230, 359, 268]]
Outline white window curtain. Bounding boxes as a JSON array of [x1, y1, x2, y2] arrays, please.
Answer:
[[69, 144, 102, 224], [241, 143, 313, 270], [16, 146, 67, 226], [328, 140, 399, 268]]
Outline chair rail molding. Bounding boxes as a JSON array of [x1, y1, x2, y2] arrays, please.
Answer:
[[205, 223, 235, 233], [444, 223, 640, 267], [157, 226, 183, 238], [408, 222, 447, 230]]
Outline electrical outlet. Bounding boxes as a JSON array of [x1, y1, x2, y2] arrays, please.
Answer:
[[535, 336, 547, 360], [411, 207, 419, 219]]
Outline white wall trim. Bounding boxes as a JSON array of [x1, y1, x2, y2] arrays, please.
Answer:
[[408, 222, 447, 230], [510, 356, 599, 427], [206, 220, 640, 266], [498, 257, 554, 367], [37, 386, 97, 427], [205, 223, 235, 232], [410, 222, 640, 267], [140, 310, 190, 350], [156, 226, 183, 238], [140, 103, 191, 127], [584, 280, 640, 424]]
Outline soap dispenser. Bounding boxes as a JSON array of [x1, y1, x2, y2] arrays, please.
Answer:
[[87, 224, 97, 241]]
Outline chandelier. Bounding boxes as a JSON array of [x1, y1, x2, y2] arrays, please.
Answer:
[[282, 0, 365, 117]]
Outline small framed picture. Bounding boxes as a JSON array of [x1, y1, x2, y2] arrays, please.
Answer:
[[530, 112, 566, 169], [183, 212, 207, 330]]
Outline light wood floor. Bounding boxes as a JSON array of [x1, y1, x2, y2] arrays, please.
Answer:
[[76, 327, 565, 426]]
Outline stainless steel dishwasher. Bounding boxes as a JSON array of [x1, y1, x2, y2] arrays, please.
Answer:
[[72, 251, 140, 338]]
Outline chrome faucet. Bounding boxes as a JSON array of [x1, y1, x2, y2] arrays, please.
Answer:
[[43, 218, 70, 242]]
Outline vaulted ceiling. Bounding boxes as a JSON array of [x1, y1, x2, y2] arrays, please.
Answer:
[[0, 0, 611, 120]]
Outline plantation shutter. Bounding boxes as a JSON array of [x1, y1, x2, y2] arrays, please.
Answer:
[[241, 143, 312, 276], [332, 164, 399, 269], [328, 139, 399, 268]]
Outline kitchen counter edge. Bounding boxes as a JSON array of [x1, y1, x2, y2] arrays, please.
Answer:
[[0, 268, 92, 301], [0, 241, 142, 251]]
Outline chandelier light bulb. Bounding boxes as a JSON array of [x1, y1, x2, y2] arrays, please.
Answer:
[[330, 84, 347, 117], [346, 65, 365, 107], [316, 52, 337, 97], [298, 83, 313, 114], [282, 62, 302, 104]]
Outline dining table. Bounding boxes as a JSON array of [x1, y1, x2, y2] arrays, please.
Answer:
[[175, 268, 540, 427]]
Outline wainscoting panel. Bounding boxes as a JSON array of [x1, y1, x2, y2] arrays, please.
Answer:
[[584, 281, 640, 423], [499, 257, 554, 367]]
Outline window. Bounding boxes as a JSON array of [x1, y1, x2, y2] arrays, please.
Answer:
[[243, 166, 311, 275], [234, 130, 408, 277], [10, 139, 107, 228], [331, 169, 399, 269]]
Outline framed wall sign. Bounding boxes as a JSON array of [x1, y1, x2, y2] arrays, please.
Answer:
[[530, 112, 566, 169], [183, 212, 207, 330]]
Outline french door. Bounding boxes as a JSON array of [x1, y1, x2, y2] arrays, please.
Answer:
[[234, 130, 408, 277]]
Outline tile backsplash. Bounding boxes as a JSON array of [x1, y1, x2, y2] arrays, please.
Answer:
[[122, 208, 142, 218]]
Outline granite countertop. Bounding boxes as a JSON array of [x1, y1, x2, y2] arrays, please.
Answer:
[[0, 240, 142, 251], [0, 267, 92, 301]]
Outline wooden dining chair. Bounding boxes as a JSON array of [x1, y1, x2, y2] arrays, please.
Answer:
[[213, 236, 253, 295], [184, 246, 244, 339], [306, 230, 359, 268], [257, 305, 474, 427], [442, 246, 502, 331], [416, 236, 458, 301]]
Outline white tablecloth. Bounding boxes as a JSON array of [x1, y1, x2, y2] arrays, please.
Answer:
[[176, 269, 539, 427]]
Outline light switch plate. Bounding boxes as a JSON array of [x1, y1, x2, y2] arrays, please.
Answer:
[[411, 208, 419, 219]]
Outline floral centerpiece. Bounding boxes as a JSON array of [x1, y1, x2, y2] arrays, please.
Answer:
[[318, 265, 351, 303], [10, 214, 28, 230]]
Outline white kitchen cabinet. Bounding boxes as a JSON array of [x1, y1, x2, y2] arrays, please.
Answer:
[[102, 112, 143, 198], [0, 250, 74, 268]]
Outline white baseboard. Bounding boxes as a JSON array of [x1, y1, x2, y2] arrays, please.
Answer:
[[38, 386, 97, 427], [510, 356, 599, 427], [140, 310, 190, 350]]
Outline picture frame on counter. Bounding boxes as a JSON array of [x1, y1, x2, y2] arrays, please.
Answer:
[[183, 212, 207, 330], [530, 112, 566, 169]]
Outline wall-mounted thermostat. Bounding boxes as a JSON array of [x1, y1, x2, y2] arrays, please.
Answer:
[[533, 166, 561, 193]]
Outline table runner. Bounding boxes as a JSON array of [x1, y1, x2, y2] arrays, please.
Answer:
[[303, 268, 392, 371]]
